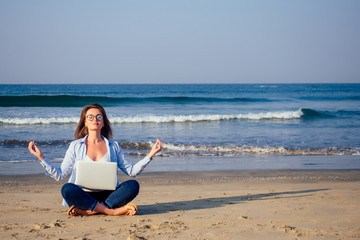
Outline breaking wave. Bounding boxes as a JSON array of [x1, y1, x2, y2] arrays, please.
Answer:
[[1, 140, 359, 156], [0, 108, 337, 125], [159, 143, 360, 156]]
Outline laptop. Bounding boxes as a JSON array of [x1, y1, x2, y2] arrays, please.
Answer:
[[75, 161, 118, 191]]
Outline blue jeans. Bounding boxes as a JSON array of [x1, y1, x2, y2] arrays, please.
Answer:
[[61, 180, 140, 211]]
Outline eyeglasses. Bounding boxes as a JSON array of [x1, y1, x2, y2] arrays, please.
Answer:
[[86, 114, 103, 121]]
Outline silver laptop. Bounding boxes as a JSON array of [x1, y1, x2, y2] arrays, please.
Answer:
[[75, 161, 117, 190]]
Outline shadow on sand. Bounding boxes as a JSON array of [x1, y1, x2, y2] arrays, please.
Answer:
[[138, 188, 329, 215]]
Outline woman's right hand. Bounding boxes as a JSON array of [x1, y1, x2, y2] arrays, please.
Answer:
[[28, 141, 45, 161]]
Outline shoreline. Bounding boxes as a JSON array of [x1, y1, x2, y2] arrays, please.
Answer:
[[2, 154, 360, 176], [1, 169, 360, 239], [1, 169, 360, 183]]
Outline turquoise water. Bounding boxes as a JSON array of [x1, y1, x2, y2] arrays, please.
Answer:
[[1, 84, 359, 174]]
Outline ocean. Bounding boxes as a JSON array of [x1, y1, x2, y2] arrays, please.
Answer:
[[1, 84, 359, 175]]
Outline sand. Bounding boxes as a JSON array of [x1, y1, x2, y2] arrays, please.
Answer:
[[1, 170, 360, 240]]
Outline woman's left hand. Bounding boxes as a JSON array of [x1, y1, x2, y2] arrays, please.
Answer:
[[148, 139, 163, 159]]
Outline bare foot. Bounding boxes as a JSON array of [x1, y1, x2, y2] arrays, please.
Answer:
[[69, 207, 98, 216], [111, 205, 137, 216], [68, 203, 137, 216]]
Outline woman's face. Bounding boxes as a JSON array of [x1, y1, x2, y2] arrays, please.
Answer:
[[85, 108, 104, 131]]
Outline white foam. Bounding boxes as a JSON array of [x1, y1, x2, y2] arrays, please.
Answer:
[[0, 159, 37, 163], [0, 110, 304, 125], [162, 143, 360, 156], [0, 117, 79, 125], [111, 110, 303, 123], [164, 143, 289, 154]]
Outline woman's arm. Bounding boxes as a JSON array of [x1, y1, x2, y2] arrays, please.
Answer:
[[117, 139, 163, 177], [28, 141, 75, 181]]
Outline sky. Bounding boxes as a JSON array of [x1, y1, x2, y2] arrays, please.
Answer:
[[0, 0, 359, 84]]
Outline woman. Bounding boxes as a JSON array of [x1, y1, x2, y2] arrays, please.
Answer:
[[28, 103, 163, 216]]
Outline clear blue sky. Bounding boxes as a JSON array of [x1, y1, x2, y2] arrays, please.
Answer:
[[0, 0, 359, 84]]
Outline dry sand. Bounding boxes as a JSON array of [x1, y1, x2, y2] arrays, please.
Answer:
[[1, 170, 360, 240]]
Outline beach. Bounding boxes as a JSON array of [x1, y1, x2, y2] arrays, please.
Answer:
[[1, 1, 360, 237], [1, 170, 360, 240]]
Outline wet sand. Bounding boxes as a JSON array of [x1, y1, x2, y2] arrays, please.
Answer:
[[1, 170, 360, 240]]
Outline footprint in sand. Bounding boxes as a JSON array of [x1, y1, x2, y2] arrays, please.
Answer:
[[131, 219, 188, 238], [30, 220, 65, 231], [31, 207, 51, 212]]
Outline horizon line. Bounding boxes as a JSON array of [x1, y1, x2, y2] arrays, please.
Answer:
[[1, 82, 359, 85]]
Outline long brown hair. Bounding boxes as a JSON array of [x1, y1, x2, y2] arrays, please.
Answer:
[[74, 103, 113, 140]]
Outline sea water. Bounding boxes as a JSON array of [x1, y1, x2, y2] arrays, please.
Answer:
[[1, 84, 359, 174]]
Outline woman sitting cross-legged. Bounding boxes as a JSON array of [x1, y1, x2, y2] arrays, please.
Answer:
[[28, 103, 163, 216]]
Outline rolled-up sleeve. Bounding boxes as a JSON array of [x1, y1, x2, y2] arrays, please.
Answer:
[[39, 142, 76, 181], [115, 143, 152, 177]]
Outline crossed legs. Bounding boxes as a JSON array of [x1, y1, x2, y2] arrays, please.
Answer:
[[61, 180, 139, 216]]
